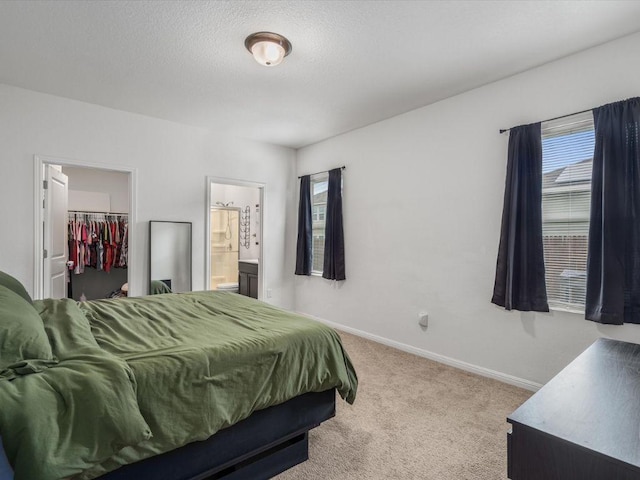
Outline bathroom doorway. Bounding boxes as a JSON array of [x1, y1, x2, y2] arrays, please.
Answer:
[[206, 178, 264, 298]]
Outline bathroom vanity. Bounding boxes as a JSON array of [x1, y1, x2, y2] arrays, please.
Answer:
[[239, 260, 258, 299]]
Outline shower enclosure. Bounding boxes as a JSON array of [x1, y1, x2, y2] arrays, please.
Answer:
[[210, 207, 240, 289]]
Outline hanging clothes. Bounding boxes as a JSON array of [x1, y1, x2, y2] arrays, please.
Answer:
[[67, 212, 128, 274]]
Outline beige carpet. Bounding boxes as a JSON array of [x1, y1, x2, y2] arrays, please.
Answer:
[[276, 331, 532, 480]]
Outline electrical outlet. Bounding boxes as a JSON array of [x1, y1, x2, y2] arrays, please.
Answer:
[[266, 288, 273, 298], [418, 312, 428, 328]]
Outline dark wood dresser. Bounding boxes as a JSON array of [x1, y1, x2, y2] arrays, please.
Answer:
[[507, 338, 640, 479]]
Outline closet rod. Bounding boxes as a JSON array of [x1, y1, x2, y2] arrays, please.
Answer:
[[499, 108, 592, 134], [298, 165, 346, 179], [68, 210, 128, 215]]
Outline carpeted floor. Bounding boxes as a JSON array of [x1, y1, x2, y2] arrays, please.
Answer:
[[276, 331, 532, 480]]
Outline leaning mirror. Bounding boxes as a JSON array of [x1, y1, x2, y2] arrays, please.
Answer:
[[149, 221, 192, 294]]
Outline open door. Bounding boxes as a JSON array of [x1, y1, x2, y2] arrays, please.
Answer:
[[43, 165, 68, 299]]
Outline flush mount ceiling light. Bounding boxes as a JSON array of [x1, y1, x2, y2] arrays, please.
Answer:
[[244, 31, 292, 67]]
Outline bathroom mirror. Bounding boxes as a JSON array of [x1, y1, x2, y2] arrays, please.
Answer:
[[149, 221, 192, 294]]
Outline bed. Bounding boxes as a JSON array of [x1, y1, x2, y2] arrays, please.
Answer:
[[0, 272, 357, 480]]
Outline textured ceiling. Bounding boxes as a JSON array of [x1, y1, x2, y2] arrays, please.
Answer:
[[0, 1, 639, 149]]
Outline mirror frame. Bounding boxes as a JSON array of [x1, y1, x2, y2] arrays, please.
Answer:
[[149, 220, 192, 294]]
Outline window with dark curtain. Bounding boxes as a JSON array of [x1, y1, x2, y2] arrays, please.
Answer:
[[492, 123, 549, 312], [322, 168, 346, 281], [586, 97, 640, 324], [295, 175, 312, 275]]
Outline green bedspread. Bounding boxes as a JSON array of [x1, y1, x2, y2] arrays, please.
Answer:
[[0, 291, 357, 480], [0, 298, 152, 480]]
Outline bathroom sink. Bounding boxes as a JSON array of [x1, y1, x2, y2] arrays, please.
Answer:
[[240, 259, 259, 264]]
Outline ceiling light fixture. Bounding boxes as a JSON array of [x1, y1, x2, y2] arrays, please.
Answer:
[[244, 32, 292, 67]]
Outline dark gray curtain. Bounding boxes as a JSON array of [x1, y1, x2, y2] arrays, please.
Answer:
[[323, 168, 346, 280], [586, 97, 640, 324], [295, 175, 312, 275], [492, 123, 549, 312]]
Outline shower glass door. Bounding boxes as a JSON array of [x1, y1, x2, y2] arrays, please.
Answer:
[[210, 207, 240, 289]]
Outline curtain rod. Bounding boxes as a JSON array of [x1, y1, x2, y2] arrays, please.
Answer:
[[499, 108, 592, 134], [298, 166, 346, 179]]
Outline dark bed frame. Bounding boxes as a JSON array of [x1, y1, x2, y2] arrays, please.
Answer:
[[99, 388, 336, 480]]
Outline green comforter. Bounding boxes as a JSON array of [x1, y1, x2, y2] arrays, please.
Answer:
[[0, 298, 152, 480], [1, 291, 357, 480]]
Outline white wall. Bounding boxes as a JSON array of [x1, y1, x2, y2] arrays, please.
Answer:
[[0, 84, 296, 308], [63, 166, 129, 213], [294, 32, 640, 386]]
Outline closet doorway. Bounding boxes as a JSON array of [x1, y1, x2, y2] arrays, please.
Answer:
[[33, 155, 138, 300], [206, 178, 264, 299]]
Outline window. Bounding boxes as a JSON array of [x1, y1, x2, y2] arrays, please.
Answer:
[[541, 112, 595, 311], [313, 204, 326, 221], [311, 173, 328, 274]]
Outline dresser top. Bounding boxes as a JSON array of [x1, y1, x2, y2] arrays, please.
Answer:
[[508, 338, 640, 469]]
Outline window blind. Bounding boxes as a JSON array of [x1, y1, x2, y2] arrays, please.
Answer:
[[310, 173, 328, 273], [541, 111, 595, 311]]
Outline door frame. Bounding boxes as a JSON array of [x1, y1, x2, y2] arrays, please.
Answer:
[[33, 155, 139, 299], [205, 176, 265, 299]]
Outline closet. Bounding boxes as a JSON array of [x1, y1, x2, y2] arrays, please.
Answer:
[[62, 166, 130, 301], [67, 211, 128, 300]]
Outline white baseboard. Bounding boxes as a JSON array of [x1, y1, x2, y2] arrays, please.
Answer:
[[298, 312, 543, 392]]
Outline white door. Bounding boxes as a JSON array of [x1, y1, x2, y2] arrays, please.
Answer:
[[43, 165, 68, 299]]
